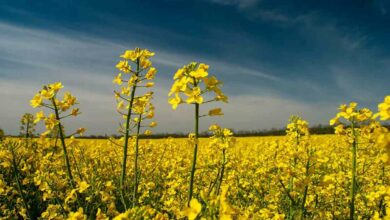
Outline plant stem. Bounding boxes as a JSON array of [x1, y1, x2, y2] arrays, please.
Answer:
[[300, 153, 311, 220], [188, 84, 199, 205], [52, 99, 74, 188], [10, 146, 33, 220], [216, 148, 226, 195], [120, 58, 139, 209], [133, 113, 142, 207]]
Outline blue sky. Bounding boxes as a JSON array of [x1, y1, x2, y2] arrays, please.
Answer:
[[0, 0, 389, 135]]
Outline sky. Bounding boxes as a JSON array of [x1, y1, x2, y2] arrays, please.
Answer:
[[0, 0, 389, 135]]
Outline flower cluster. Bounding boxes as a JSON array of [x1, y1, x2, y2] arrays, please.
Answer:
[[286, 115, 310, 141], [375, 96, 390, 161], [330, 102, 376, 142], [209, 124, 235, 150], [113, 48, 157, 136], [113, 48, 156, 87], [168, 62, 228, 111], [30, 82, 83, 137]]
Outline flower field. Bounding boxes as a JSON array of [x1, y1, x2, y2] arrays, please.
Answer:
[[0, 48, 389, 219]]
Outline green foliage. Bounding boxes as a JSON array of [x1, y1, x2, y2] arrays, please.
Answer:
[[0, 128, 4, 141]]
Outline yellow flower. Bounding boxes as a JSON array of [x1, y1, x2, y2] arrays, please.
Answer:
[[169, 94, 182, 110], [63, 92, 77, 106], [204, 76, 219, 89], [76, 128, 86, 136], [121, 48, 154, 61], [77, 181, 90, 193], [147, 110, 154, 119], [169, 80, 185, 96], [127, 75, 137, 86], [183, 198, 202, 220], [145, 82, 154, 88], [34, 111, 45, 123], [96, 208, 109, 220], [186, 87, 203, 104], [209, 124, 221, 131], [113, 73, 123, 85], [149, 121, 157, 127], [121, 87, 130, 96], [140, 57, 152, 69], [190, 68, 208, 79], [117, 101, 125, 110], [140, 49, 155, 58], [329, 117, 338, 126], [67, 207, 87, 220], [115, 60, 131, 73], [49, 82, 63, 92], [208, 108, 224, 116], [174, 68, 185, 79], [71, 108, 80, 116], [121, 50, 137, 61], [144, 130, 152, 135], [378, 95, 390, 120], [44, 114, 59, 130], [30, 94, 43, 108], [40, 88, 55, 99], [198, 63, 209, 71], [216, 93, 229, 103], [145, 67, 157, 80], [223, 128, 233, 136]]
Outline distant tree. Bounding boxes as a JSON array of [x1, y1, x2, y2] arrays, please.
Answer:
[[19, 113, 36, 138], [0, 128, 4, 141]]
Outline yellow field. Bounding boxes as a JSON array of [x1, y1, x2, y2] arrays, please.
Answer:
[[1, 134, 389, 219], [1, 49, 389, 219]]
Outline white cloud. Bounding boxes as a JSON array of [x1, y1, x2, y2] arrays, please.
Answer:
[[0, 21, 338, 135]]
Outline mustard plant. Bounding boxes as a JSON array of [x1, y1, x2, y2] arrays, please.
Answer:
[[284, 115, 310, 219], [19, 113, 36, 139], [168, 62, 228, 205], [113, 48, 157, 208], [30, 82, 83, 188], [330, 103, 375, 219], [375, 96, 390, 159], [208, 124, 235, 195]]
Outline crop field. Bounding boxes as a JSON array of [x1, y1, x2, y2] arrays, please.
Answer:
[[0, 48, 389, 220]]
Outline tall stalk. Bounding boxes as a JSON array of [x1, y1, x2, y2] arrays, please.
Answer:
[[120, 58, 139, 196], [216, 148, 226, 195], [10, 143, 33, 220], [168, 62, 227, 206], [300, 151, 311, 220], [188, 100, 199, 205], [52, 98, 74, 188], [133, 112, 142, 207]]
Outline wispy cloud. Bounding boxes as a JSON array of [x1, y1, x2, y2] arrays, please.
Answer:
[[0, 21, 315, 135], [1, 0, 388, 135]]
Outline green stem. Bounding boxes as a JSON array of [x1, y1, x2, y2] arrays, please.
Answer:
[[300, 155, 311, 220], [188, 97, 199, 206], [25, 120, 30, 151], [216, 148, 226, 195], [52, 99, 74, 188], [120, 58, 139, 209], [133, 113, 142, 207], [11, 147, 33, 220], [288, 144, 299, 219]]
